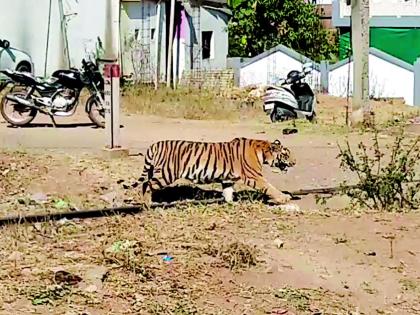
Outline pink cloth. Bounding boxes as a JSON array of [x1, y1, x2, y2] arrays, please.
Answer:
[[175, 9, 189, 39]]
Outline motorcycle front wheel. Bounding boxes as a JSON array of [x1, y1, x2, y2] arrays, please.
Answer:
[[0, 93, 37, 126], [86, 95, 105, 128]]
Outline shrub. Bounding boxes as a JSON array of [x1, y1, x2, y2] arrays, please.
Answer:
[[337, 129, 420, 211]]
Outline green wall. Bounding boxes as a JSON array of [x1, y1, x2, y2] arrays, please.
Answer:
[[339, 28, 420, 65]]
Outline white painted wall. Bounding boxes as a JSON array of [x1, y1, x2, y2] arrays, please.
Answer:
[[0, 0, 106, 76], [120, 0, 167, 82], [329, 54, 414, 105], [340, 0, 420, 17], [313, 0, 333, 4], [239, 50, 320, 90]]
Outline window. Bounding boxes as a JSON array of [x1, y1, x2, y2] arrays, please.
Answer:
[[151, 28, 155, 40], [202, 31, 213, 60]]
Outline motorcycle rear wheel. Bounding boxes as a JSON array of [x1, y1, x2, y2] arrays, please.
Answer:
[[86, 95, 105, 128], [0, 93, 37, 126]]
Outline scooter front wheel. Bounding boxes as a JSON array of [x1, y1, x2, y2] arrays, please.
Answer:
[[0, 92, 37, 126], [270, 107, 296, 123], [270, 111, 278, 123], [308, 112, 317, 123]]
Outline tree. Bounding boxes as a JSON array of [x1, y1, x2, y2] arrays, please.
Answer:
[[228, 0, 338, 62]]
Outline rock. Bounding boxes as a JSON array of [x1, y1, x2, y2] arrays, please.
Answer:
[[279, 203, 301, 213], [7, 251, 22, 262], [84, 266, 109, 290], [84, 284, 98, 293], [100, 191, 117, 204], [1, 168, 10, 176], [57, 218, 70, 226], [33, 222, 42, 232], [274, 238, 284, 249], [30, 192, 48, 203], [21, 268, 32, 277]]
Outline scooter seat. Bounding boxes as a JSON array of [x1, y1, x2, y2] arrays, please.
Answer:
[[266, 85, 284, 91], [265, 85, 296, 98]]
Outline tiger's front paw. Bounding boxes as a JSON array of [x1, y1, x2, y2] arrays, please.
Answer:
[[223, 186, 235, 204], [268, 193, 291, 205]]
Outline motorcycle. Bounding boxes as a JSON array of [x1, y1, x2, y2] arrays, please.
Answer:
[[0, 59, 105, 127], [262, 63, 317, 123]]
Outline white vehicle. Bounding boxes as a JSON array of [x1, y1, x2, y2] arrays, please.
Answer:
[[262, 63, 317, 123], [0, 39, 34, 87]]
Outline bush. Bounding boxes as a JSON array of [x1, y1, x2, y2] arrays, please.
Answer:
[[337, 129, 420, 211]]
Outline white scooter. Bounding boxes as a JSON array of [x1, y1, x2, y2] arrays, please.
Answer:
[[262, 63, 317, 123]]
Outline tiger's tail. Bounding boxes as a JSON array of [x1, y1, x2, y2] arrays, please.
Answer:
[[130, 146, 155, 189]]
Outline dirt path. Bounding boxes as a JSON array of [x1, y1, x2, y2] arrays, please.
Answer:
[[0, 111, 356, 211]]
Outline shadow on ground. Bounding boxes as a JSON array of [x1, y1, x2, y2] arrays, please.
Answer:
[[6, 122, 99, 129], [5, 123, 125, 129], [150, 185, 300, 204]]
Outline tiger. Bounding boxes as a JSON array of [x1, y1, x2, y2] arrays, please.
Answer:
[[135, 137, 296, 205]]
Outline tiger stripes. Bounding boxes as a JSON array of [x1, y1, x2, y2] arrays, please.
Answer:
[[137, 137, 295, 204]]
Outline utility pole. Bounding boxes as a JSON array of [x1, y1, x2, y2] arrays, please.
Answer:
[[351, 0, 373, 127], [58, 0, 71, 69], [154, 1, 162, 90], [166, 0, 175, 88]]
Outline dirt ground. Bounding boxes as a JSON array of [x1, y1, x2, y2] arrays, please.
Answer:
[[0, 95, 419, 314]]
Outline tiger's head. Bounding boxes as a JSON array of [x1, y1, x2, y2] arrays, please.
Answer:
[[264, 139, 296, 171]]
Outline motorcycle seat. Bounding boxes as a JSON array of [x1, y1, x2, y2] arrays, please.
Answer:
[[16, 72, 47, 85], [18, 72, 58, 88]]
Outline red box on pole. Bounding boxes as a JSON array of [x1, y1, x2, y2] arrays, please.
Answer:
[[103, 64, 120, 78]]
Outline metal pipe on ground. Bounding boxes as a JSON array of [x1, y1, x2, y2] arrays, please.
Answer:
[[0, 186, 345, 227]]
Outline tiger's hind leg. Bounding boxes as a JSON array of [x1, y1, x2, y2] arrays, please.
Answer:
[[141, 181, 152, 206], [244, 177, 291, 205], [142, 170, 174, 206], [222, 182, 235, 203]]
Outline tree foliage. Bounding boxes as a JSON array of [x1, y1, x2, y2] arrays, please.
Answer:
[[228, 0, 338, 62]]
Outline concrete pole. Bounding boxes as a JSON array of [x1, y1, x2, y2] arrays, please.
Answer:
[[58, 0, 71, 69], [166, 0, 175, 88], [103, 0, 126, 155], [320, 60, 329, 94], [414, 58, 420, 106], [104, 0, 119, 62], [351, 0, 372, 126]]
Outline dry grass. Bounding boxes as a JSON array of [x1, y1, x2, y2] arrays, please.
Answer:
[[204, 241, 258, 270], [0, 202, 283, 314], [120, 86, 420, 137], [315, 94, 420, 128], [121, 85, 261, 121]]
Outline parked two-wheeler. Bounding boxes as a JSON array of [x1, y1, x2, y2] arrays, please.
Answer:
[[0, 59, 105, 127], [262, 63, 317, 123]]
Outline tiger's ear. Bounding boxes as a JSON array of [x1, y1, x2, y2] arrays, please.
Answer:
[[273, 139, 281, 145]]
